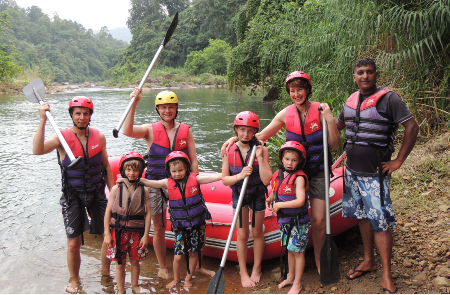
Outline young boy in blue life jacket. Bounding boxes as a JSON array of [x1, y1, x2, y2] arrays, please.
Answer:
[[139, 151, 222, 289], [266, 141, 310, 294], [103, 152, 151, 294], [221, 111, 272, 288]]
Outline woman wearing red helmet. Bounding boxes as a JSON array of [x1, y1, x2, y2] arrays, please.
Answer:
[[32, 96, 114, 293], [139, 151, 222, 289], [221, 71, 340, 275], [221, 111, 272, 288], [103, 152, 151, 294]]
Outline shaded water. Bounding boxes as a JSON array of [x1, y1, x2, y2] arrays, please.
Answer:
[[0, 87, 275, 293]]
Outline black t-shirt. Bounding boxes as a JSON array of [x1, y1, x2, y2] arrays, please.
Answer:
[[338, 88, 413, 176]]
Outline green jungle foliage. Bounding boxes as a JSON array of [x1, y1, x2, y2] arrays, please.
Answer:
[[0, 0, 128, 83], [229, 0, 450, 134], [106, 0, 246, 83], [185, 39, 232, 75]]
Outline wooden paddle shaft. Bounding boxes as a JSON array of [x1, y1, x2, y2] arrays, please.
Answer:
[[219, 145, 258, 268]]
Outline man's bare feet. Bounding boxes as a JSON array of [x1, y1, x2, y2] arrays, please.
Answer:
[[117, 289, 125, 294], [158, 267, 170, 279], [166, 280, 180, 289], [196, 267, 215, 277], [240, 273, 256, 288], [65, 284, 79, 294], [250, 269, 262, 284], [346, 262, 377, 279], [288, 283, 303, 294], [132, 285, 150, 294], [278, 277, 294, 289]]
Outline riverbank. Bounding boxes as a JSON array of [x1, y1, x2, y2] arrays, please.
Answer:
[[0, 72, 229, 94]]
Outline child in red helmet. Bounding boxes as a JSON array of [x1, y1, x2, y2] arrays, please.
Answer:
[[221, 111, 272, 288], [139, 151, 222, 289], [266, 141, 310, 294], [103, 152, 151, 294]]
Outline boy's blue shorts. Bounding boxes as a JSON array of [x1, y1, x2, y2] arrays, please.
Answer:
[[342, 169, 396, 231], [280, 222, 310, 253]]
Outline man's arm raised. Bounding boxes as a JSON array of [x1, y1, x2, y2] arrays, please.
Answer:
[[33, 104, 61, 156], [123, 87, 151, 139]]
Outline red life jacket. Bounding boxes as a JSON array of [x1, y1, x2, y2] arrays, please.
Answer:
[[167, 173, 206, 229], [271, 169, 310, 225], [59, 128, 104, 194], [146, 122, 190, 180], [285, 102, 325, 175]]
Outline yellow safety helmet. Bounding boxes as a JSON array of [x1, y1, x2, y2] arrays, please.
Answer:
[[155, 90, 178, 107]]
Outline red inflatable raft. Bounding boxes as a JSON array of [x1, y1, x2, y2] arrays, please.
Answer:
[[106, 153, 357, 263]]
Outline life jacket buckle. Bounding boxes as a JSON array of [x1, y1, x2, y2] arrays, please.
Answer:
[[353, 117, 361, 123], [351, 126, 360, 132]]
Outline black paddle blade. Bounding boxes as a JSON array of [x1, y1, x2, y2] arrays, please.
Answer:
[[162, 11, 178, 46], [23, 77, 46, 103], [207, 266, 224, 294], [320, 234, 340, 285]]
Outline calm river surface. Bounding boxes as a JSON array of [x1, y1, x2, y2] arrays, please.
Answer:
[[0, 87, 275, 293]]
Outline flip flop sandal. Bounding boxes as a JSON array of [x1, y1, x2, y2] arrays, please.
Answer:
[[345, 265, 376, 280], [383, 287, 399, 294]]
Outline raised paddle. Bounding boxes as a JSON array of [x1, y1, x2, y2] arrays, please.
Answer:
[[23, 78, 82, 168], [318, 106, 340, 285], [113, 12, 179, 138], [207, 144, 258, 294]]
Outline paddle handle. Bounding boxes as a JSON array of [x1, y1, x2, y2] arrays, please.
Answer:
[[35, 93, 81, 166], [113, 43, 165, 138], [319, 106, 331, 235], [219, 145, 258, 268]]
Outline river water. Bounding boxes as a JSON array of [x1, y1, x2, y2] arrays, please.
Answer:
[[0, 87, 275, 293]]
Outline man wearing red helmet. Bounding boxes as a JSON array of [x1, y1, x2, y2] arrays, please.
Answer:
[[222, 71, 340, 275], [33, 96, 113, 293], [123, 88, 199, 279]]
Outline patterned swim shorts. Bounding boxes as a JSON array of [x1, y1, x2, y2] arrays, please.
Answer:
[[173, 224, 206, 255], [342, 168, 396, 231], [107, 229, 149, 262], [280, 222, 310, 253]]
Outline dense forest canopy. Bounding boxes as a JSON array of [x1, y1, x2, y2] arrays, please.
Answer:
[[0, 0, 127, 82]]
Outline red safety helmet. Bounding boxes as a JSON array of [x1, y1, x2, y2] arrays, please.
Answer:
[[284, 71, 312, 94], [119, 152, 146, 178], [279, 141, 307, 170], [233, 111, 260, 131], [165, 151, 191, 173], [68, 96, 94, 114]]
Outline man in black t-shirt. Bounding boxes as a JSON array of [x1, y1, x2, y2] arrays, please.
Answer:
[[336, 58, 419, 294]]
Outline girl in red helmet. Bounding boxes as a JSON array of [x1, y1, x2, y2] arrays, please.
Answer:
[[139, 151, 222, 289], [266, 141, 310, 294], [222, 72, 340, 275], [221, 111, 272, 288], [103, 152, 151, 294]]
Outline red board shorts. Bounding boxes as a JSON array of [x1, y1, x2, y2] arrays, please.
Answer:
[[106, 229, 149, 262]]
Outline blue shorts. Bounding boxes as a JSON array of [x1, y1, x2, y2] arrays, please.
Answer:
[[232, 189, 266, 212], [280, 222, 310, 253], [342, 169, 396, 231]]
